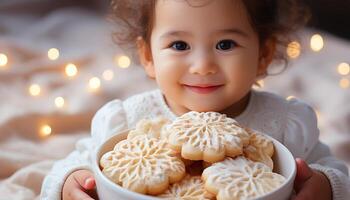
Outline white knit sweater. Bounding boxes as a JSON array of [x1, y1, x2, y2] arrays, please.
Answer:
[[41, 89, 350, 200]]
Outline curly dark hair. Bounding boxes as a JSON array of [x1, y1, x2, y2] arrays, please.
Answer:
[[109, 0, 310, 66]]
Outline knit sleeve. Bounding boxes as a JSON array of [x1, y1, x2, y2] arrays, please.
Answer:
[[283, 98, 350, 200], [40, 100, 128, 200], [90, 99, 128, 148]]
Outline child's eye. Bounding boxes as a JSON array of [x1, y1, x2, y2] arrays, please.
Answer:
[[216, 40, 237, 51], [170, 41, 190, 51]]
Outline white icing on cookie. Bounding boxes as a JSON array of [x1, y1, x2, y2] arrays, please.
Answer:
[[244, 129, 274, 169], [158, 175, 215, 200], [162, 111, 250, 162], [100, 134, 185, 195], [202, 156, 285, 200]]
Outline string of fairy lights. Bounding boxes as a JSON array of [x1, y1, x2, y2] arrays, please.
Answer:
[[0, 33, 349, 138], [0, 46, 132, 137], [255, 33, 350, 90]]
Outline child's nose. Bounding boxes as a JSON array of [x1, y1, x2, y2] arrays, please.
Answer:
[[189, 50, 218, 75]]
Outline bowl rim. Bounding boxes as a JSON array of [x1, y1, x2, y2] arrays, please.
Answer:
[[252, 133, 297, 199], [92, 129, 296, 200]]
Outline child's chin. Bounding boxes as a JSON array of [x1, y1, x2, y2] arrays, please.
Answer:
[[185, 103, 225, 113]]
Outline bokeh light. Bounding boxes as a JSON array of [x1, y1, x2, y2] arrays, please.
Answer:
[[337, 62, 350, 76], [65, 63, 78, 77], [40, 124, 52, 137], [339, 78, 350, 89], [89, 77, 101, 90], [310, 34, 324, 52], [29, 84, 41, 96], [55, 97, 65, 108], [0, 53, 8, 68], [102, 69, 114, 81], [115, 55, 131, 68], [286, 96, 296, 101], [48, 48, 60, 60], [287, 41, 301, 59]]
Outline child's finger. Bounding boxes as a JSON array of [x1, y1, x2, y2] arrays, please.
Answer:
[[293, 188, 312, 200], [84, 177, 96, 190], [86, 186, 99, 200], [70, 188, 95, 200], [73, 170, 96, 190], [294, 158, 314, 193], [295, 158, 313, 182]]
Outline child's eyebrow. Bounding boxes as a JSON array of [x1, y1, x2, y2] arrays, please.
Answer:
[[159, 28, 249, 39], [160, 31, 190, 39], [215, 28, 250, 38]]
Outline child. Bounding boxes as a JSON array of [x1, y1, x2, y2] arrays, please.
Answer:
[[41, 0, 350, 199]]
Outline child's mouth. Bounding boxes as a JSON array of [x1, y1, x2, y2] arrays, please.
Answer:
[[183, 84, 223, 94]]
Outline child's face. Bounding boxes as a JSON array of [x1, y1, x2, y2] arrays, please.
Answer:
[[140, 0, 271, 115]]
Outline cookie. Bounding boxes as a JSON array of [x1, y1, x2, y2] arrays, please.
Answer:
[[128, 116, 169, 139], [243, 129, 274, 169], [100, 134, 186, 195], [158, 175, 215, 200], [128, 117, 194, 167], [162, 111, 250, 163], [202, 156, 285, 200]]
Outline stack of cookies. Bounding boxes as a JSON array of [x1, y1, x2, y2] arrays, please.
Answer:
[[100, 112, 286, 200]]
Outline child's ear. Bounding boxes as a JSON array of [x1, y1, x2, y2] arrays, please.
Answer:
[[137, 37, 155, 79], [257, 38, 276, 77]]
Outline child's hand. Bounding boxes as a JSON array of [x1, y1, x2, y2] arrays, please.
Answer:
[[292, 158, 332, 200], [62, 169, 98, 200]]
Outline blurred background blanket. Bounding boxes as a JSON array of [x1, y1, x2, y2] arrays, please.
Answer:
[[0, 1, 349, 199]]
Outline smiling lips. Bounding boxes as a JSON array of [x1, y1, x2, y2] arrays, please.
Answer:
[[183, 84, 223, 94]]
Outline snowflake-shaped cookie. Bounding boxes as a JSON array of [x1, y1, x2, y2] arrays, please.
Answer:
[[162, 111, 250, 163], [158, 175, 215, 200], [100, 134, 186, 195], [243, 129, 274, 169], [202, 156, 285, 200], [128, 116, 169, 139]]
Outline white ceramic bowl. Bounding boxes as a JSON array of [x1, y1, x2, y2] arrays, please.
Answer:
[[92, 130, 296, 200]]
